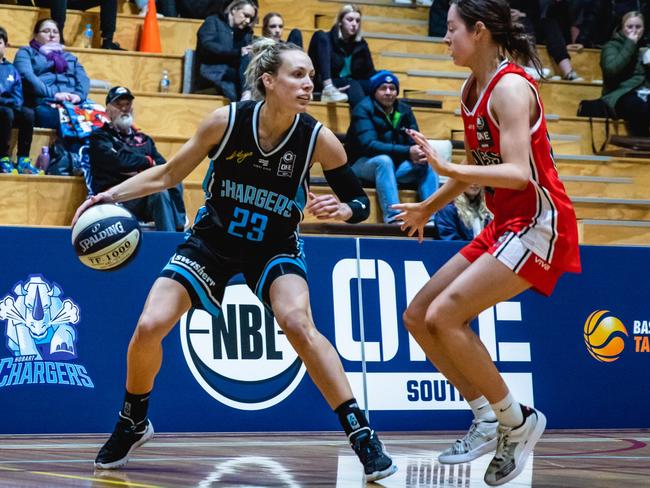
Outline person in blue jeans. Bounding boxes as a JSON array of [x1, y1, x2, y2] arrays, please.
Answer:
[[345, 70, 439, 223]]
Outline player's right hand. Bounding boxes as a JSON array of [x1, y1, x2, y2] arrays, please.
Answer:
[[71, 192, 115, 228]]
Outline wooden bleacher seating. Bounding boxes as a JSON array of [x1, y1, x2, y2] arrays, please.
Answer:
[[0, 0, 648, 245]]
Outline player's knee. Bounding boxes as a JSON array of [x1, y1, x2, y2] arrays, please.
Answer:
[[134, 311, 172, 343], [278, 310, 317, 348], [402, 305, 426, 335]]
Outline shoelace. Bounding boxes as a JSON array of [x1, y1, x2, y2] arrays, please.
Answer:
[[452, 420, 484, 453], [493, 427, 512, 462]]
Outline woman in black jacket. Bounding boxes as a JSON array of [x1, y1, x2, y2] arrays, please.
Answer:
[[195, 0, 257, 101], [307, 4, 375, 106]]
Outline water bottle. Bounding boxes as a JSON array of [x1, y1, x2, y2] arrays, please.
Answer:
[[36, 146, 50, 172], [159, 70, 170, 93], [83, 24, 94, 49]]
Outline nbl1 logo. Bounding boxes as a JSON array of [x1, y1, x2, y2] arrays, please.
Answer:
[[180, 282, 306, 410]]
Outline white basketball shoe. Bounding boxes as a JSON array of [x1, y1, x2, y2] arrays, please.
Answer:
[[438, 418, 498, 464], [484, 405, 547, 486]]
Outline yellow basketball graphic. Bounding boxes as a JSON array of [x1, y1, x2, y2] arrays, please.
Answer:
[[584, 310, 629, 362]]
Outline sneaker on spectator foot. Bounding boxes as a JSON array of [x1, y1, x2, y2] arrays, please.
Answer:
[[562, 70, 584, 82], [17, 157, 43, 175], [484, 406, 546, 486], [0, 157, 17, 174], [349, 427, 397, 482], [101, 40, 126, 51], [94, 415, 154, 469], [321, 84, 348, 103], [439, 419, 498, 464]]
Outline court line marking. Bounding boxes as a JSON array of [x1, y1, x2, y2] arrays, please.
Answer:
[[1, 454, 649, 466], [1, 436, 647, 450], [0, 468, 163, 488]]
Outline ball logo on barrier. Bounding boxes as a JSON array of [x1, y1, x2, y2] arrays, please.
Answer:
[[180, 283, 307, 410], [584, 310, 629, 363]]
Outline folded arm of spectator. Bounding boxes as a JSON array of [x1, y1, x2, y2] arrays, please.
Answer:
[[197, 16, 241, 64], [600, 35, 640, 78], [70, 57, 90, 100], [14, 48, 52, 99], [351, 101, 411, 161], [90, 129, 155, 177]]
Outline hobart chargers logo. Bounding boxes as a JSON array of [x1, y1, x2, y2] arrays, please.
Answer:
[[180, 283, 306, 410], [0, 275, 93, 388]]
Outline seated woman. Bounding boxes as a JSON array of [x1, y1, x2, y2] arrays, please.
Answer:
[[261, 12, 303, 48], [195, 0, 257, 101], [14, 18, 89, 130], [434, 184, 492, 241], [307, 4, 375, 105], [601, 10, 650, 136]]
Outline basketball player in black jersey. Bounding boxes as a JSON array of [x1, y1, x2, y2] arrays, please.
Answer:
[[72, 39, 397, 482]]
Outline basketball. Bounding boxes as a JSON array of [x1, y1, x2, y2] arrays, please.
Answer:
[[583, 310, 629, 362], [71, 204, 141, 271]]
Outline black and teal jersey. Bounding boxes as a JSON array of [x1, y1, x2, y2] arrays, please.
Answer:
[[194, 100, 322, 255]]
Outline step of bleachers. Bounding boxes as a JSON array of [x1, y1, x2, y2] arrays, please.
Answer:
[[578, 219, 650, 246]]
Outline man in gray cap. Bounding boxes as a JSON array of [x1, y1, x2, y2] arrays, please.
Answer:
[[88, 86, 185, 231], [345, 70, 439, 224]]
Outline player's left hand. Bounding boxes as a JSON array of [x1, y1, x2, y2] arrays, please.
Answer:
[[306, 192, 352, 221], [405, 128, 453, 176]]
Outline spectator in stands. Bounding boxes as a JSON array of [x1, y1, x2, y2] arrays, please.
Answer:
[[428, 0, 450, 37], [134, 0, 179, 17], [538, 0, 584, 80], [434, 184, 492, 240], [601, 10, 650, 136], [14, 19, 89, 130], [175, 0, 254, 19], [0, 26, 37, 175], [307, 4, 375, 105], [345, 70, 439, 223], [89, 86, 185, 231], [27, 1, 124, 50], [262, 12, 303, 48], [195, 0, 257, 101]]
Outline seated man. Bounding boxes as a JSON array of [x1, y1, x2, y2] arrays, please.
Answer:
[[345, 70, 439, 223], [89, 86, 185, 231]]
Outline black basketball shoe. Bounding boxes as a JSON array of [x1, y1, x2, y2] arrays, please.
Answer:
[[349, 427, 398, 482], [94, 414, 154, 469]]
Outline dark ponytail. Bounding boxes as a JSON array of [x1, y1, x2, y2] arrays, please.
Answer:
[[452, 0, 543, 76]]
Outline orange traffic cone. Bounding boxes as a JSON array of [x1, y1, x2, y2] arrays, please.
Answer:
[[139, 0, 162, 53]]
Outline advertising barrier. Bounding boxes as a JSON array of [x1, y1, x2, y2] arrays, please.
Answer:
[[0, 227, 648, 434]]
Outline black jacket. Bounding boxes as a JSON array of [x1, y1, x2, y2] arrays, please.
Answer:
[[89, 123, 165, 194], [196, 14, 253, 86], [345, 95, 419, 164], [312, 26, 375, 87]]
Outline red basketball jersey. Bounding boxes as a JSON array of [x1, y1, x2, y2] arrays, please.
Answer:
[[460, 61, 581, 273]]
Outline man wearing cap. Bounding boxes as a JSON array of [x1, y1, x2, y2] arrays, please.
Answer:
[[88, 86, 186, 231], [345, 70, 439, 224]]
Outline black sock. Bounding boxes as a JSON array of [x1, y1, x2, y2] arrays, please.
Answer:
[[335, 398, 369, 437], [120, 390, 150, 425]]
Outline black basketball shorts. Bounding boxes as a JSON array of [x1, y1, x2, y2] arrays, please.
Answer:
[[160, 233, 307, 315]]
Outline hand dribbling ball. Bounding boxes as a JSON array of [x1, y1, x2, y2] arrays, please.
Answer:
[[71, 204, 141, 270]]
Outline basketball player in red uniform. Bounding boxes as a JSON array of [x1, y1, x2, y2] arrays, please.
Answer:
[[393, 0, 581, 485]]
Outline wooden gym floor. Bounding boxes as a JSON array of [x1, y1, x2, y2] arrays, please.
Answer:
[[0, 430, 648, 487]]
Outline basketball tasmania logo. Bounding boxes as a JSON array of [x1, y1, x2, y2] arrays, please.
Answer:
[[180, 282, 307, 410], [584, 309, 649, 362], [0, 275, 94, 388]]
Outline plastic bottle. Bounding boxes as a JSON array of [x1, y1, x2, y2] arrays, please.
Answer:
[[36, 146, 50, 172], [83, 24, 94, 49], [159, 70, 171, 93]]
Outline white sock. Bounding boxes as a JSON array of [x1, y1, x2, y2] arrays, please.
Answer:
[[491, 392, 524, 427], [468, 395, 497, 422]]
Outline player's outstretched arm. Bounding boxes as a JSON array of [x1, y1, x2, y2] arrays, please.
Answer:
[[71, 106, 231, 226], [306, 126, 370, 223]]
